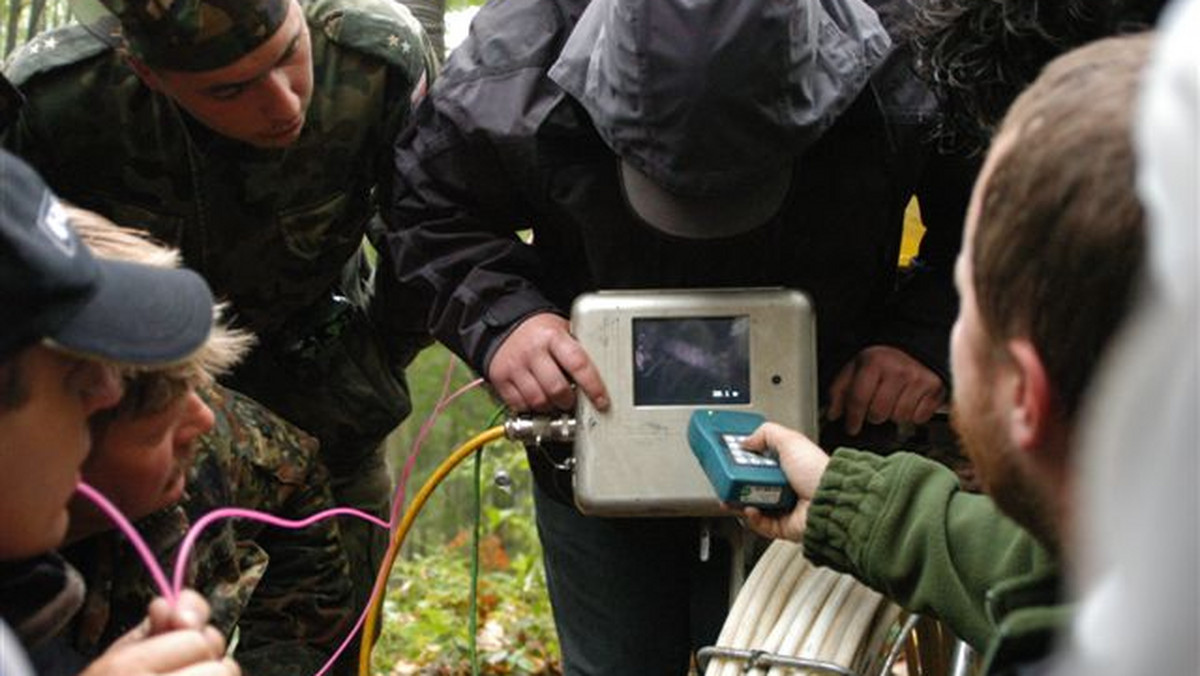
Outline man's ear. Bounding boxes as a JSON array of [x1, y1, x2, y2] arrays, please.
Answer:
[[124, 55, 163, 92], [1004, 338, 1053, 453]]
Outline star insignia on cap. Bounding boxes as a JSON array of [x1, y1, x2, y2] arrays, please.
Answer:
[[388, 34, 400, 48], [43, 36, 58, 50]]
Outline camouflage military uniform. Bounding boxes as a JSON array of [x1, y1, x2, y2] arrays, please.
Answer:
[[3, 0, 435, 629], [62, 386, 357, 676]]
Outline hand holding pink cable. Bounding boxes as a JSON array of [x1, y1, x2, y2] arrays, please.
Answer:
[[76, 482, 391, 676], [73, 374, 482, 602], [72, 363, 489, 676]]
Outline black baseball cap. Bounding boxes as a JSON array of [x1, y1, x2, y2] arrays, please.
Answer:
[[549, 0, 892, 239], [1, 149, 214, 364]]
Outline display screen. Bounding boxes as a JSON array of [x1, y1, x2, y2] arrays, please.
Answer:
[[632, 316, 750, 406]]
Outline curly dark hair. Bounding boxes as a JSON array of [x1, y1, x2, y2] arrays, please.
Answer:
[[907, 0, 1167, 153]]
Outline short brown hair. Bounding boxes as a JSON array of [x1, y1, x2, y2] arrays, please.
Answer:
[[972, 34, 1151, 421]]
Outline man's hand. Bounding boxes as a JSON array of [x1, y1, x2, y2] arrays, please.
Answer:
[[487, 312, 610, 413], [82, 590, 239, 676], [827, 345, 945, 435], [740, 422, 830, 543], [144, 589, 216, 635]]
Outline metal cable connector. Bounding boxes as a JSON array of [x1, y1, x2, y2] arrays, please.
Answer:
[[503, 414, 578, 445]]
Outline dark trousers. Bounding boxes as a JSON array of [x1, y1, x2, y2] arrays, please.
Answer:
[[533, 483, 730, 675]]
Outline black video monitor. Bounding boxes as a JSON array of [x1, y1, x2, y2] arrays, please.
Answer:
[[632, 316, 751, 406]]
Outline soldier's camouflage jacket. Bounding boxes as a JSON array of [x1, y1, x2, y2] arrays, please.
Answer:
[[61, 385, 356, 676], [2, 0, 436, 471]]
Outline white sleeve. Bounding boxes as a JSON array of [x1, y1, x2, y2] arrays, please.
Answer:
[[0, 619, 35, 676], [1059, 2, 1200, 674]]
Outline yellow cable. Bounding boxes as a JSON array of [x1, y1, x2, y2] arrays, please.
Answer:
[[358, 425, 506, 676]]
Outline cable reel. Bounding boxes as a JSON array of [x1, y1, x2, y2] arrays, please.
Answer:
[[701, 540, 972, 676]]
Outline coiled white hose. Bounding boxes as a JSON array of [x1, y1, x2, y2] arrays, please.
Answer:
[[705, 540, 909, 676]]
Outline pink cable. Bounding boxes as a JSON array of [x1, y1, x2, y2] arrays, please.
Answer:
[[172, 506, 390, 596], [76, 482, 175, 602], [305, 537, 406, 676], [390, 372, 484, 526], [174, 505, 391, 676], [389, 355, 460, 527], [75, 371, 487, 676], [76, 480, 398, 676], [76, 481, 397, 676]]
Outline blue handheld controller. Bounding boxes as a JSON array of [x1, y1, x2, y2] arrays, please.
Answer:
[[688, 410, 797, 510]]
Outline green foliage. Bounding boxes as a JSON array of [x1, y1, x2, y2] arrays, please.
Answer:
[[445, 0, 485, 12], [373, 345, 560, 675], [373, 502, 561, 675]]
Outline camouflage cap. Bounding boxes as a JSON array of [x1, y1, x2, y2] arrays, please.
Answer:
[[72, 0, 289, 72]]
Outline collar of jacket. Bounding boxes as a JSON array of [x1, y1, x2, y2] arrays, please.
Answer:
[[0, 553, 86, 647]]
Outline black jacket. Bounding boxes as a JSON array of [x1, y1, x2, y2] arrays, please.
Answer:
[[384, 0, 972, 398]]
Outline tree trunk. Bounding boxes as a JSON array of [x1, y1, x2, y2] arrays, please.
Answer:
[[24, 0, 44, 43], [5, 0, 23, 57]]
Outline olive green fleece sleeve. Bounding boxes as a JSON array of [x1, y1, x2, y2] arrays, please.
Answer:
[[802, 449, 1057, 650]]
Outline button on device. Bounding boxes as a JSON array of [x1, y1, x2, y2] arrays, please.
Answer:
[[689, 410, 797, 510], [723, 433, 781, 467]]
